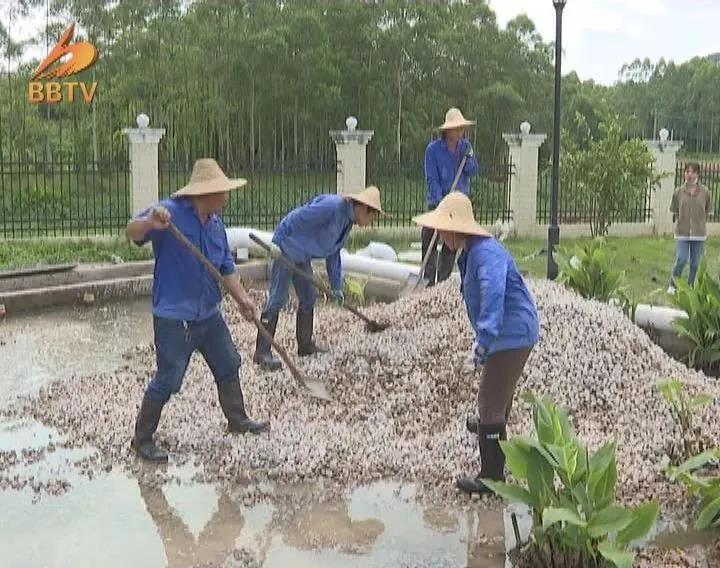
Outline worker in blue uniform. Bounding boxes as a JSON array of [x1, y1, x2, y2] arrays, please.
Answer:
[[125, 158, 269, 462], [413, 192, 539, 496], [422, 107, 480, 285], [254, 186, 385, 371]]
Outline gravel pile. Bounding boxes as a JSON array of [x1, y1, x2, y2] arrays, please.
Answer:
[[4, 277, 720, 535]]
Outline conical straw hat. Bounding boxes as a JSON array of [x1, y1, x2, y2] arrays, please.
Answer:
[[173, 158, 247, 197], [438, 107, 475, 131], [344, 186, 386, 214], [412, 192, 491, 237]]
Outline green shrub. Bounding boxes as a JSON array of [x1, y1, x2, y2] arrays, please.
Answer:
[[670, 259, 720, 372], [656, 377, 712, 464], [556, 238, 634, 317], [667, 449, 720, 530], [484, 392, 659, 568]]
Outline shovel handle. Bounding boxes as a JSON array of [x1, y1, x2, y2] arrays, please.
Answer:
[[414, 153, 468, 290], [167, 223, 308, 388]]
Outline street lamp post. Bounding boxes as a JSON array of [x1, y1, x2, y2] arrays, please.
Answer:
[[547, 0, 566, 280]]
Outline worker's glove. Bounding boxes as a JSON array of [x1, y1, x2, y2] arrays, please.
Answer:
[[472, 340, 488, 368], [331, 289, 344, 306]]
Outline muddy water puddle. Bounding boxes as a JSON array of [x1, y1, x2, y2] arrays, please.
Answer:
[[1, 299, 507, 567], [0, 418, 505, 568]]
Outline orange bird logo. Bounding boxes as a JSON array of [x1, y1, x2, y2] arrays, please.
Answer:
[[31, 23, 99, 80]]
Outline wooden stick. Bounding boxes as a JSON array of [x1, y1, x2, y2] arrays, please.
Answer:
[[167, 222, 331, 402]]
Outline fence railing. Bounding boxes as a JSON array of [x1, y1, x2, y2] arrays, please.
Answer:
[[675, 161, 720, 222], [0, 155, 130, 239], [536, 167, 652, 225], [371, 160, 514, 227], [159, 160, 337, 230]]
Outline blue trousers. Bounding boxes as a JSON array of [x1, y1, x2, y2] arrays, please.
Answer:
[[146, 312, 241, 404], [670, 239, 705, 287], [264, 258, 317, 314]]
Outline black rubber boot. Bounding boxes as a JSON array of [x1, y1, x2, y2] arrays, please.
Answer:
[[456, 423, 506, 495], [253, 310, 282, 371], [131, 394, 169, 462], [217, 380, 270, 434], [297, 309, 328, 357]]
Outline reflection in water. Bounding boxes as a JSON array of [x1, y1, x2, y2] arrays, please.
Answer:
[[281, 499, 385, 555], [138, 482, 244, 568]]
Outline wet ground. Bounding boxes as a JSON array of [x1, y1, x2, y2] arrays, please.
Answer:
[[0, 299, 506, 568]]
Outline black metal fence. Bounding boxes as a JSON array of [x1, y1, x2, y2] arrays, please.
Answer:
[[370, 160, 514, 227], [159, 159, 337, 230], [675, 161, 720, 222], [536, 166, 652, 225], [0, 153, 130, 238]]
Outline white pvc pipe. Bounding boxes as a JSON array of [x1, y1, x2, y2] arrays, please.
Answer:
[[634, 304, 686, 332], [225, 226, 421, 286], [341, 250, 420, 285], [634, 303, 692, 356]]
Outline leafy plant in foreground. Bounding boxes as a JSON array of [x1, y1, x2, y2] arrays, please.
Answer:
[[483, 392, 659, 568]]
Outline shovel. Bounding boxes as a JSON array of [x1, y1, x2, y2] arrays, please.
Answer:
[[249, 233, 390, 333], [403, 153, 468, 296], [167, 222, 332, 402]]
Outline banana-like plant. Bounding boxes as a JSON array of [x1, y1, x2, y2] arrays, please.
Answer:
[[670, 259, 720, 372], [484, 393, 659, 568]]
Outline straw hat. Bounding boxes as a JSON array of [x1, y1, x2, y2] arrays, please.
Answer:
[[412, 192, 491, 237], [438, 107, 475, 131], [172, 158, 247, 197], [344, 185, 385, 214]]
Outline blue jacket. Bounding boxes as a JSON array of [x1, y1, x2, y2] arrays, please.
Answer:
[[272, 194, 355, 291], [134, 197, 235, 321], [424, 137, 480, 207], [458, 236, 539, 356]]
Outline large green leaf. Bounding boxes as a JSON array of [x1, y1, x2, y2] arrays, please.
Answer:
[[587, 506, 633, 538], [514, 435, 558, 467], [598, 540, 635, 568], [589, 442, 617, 507], [542, 506, 586, 529], [616, 502, 659, 547], [669, 450, 720, 479], [696, 494, 720, 530], [500, 439, 530, 480], [526, 446, 557, 511], [547, 443, 579, 480], [480, 480, 534, 507]]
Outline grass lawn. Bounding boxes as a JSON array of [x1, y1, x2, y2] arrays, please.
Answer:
[[0, 238, 153, 271], [504, 236, 718, 306], [1, 233, 713, 308]]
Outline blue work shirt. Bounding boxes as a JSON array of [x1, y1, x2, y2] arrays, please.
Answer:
[[458, 236, 539, 356], [272, 194, 355, 291], [425, 137, 480, 207], [134, 197, 235, 321]]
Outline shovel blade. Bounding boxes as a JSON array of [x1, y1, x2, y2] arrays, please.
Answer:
[[303, 379, 333, 402], [365, 320, 390, 333]]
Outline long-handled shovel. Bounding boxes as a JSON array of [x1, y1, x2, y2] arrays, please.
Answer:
[[249, 233, 390, 333], [167, 222, 332, 402], [407, 153, 468, 295]]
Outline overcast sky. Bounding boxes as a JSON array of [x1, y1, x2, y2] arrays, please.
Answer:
[[488, 0, 720, 85], [5, 0, 719, 85]]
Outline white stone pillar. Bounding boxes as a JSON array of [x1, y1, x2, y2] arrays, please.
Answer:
[[123, 113, 166, 214], [646, 128, 683, 236], [503, 122, 547, 237], [329, 116, 374, 194]]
